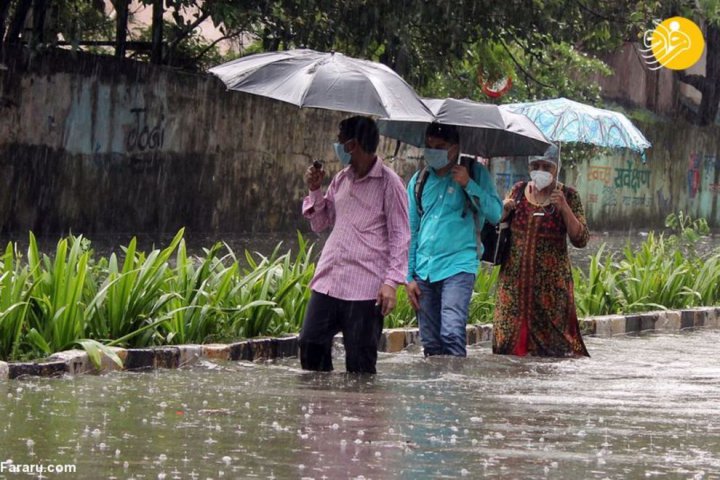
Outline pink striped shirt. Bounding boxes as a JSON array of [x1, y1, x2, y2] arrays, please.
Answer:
[[302, 157, 410, 301]]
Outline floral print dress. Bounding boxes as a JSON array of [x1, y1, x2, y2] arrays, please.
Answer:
[[493, 181, 590, 357]]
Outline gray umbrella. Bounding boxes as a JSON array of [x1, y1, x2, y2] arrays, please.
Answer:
[[209, 49, 434, 122], [377, 97, 552, 157]]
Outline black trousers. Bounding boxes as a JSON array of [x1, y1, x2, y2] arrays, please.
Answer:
[[299, 291, 384, 374]]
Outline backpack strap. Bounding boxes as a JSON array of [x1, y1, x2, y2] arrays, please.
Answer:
[[414, 167, 431, 217], [461, 159, 478, 218]]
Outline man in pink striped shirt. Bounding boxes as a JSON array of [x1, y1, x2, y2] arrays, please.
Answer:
[[300, 116, 410, 374]]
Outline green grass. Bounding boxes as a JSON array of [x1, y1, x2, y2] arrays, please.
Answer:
[[1, 225, 719, 363]]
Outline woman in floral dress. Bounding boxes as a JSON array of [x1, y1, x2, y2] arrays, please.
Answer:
[[493, 146, 589, 357]]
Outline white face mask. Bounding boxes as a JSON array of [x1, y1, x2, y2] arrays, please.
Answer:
[[530, 170, 554, 190]]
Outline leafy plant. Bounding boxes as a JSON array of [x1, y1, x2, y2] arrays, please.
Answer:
[[85, 230, 184, 346], [25, 233, 91, 356]]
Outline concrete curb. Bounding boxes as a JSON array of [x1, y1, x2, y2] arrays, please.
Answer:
[[2, 308, 719, 379]]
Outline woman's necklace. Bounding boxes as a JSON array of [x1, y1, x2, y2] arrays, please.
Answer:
[[526, 186, 555, 216]]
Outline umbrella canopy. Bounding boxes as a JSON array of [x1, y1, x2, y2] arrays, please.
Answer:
[[209, 49, 434, 122], [501, 97, 651, 152], [377, 97, 552, 158]]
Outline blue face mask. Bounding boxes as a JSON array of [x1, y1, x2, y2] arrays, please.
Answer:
[[424, 148, 450, 170], [333, 141, 352, 166]]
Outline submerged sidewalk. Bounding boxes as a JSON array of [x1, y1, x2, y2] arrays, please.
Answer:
[[2, 307, 719, 379]]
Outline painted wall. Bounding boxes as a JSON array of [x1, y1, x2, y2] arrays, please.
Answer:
[[1, 47, 719, 235], [0, 46, 347, 235], [490, 120, 720, 229]]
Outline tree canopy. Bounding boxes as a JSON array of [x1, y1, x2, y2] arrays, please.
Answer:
[[1, 0, 718, 124]]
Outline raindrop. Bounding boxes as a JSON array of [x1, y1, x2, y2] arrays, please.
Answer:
[[222, 456, 231, 465], [92, 429, 102, 437], [159, 454, 167, 462], [158, 473, 166, 480], [26, 439, 34, 448], [331, 424, 339, 430], [461, 469, 469, 476]]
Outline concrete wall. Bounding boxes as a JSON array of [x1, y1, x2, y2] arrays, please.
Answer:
[[0, 46, 347, 235], [592, 43, 678, 114], [491, 119, 720, 229], [1, 46, 719, 235]]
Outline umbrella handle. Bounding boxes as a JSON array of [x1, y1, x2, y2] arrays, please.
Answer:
[[557, 142, 562, 184]]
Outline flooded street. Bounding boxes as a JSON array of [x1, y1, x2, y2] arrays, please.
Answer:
[[2, 330, 720, 479]]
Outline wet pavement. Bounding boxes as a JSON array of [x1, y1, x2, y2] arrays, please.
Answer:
[[2, 330, 720, 479]]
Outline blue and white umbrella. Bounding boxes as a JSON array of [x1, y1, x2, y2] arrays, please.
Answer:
[[502, 97, 651, 153]]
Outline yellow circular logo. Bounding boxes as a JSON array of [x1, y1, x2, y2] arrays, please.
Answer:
[[646, 17, 705, 70]]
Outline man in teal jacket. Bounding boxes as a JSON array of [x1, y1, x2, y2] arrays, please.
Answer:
[[406, 123, 502, 356]]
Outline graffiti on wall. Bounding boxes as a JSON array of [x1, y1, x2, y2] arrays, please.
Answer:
[[613, 161, 651, 193], [585, 161, 652, 209], [688, 152, 702, 199], [126, 108, 165, 152], [687, 152, 720, 200]]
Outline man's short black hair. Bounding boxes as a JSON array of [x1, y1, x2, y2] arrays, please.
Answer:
[[339, 116, 380, 154], [425, 122, 460, 145]]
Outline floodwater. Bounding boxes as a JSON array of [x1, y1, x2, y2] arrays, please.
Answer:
[[2, 330, 720, 479]]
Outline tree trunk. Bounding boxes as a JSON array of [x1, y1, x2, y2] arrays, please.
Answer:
[[115, 0, 129, 58], [31, 0, 46, 46], [0, 0, 12, 43], [5, 0, 32, 45], [151, 0, 163, 64], [697, 23, 720, 126]]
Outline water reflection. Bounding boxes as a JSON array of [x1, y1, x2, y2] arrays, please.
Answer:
[[2, 331, 720, 479]]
